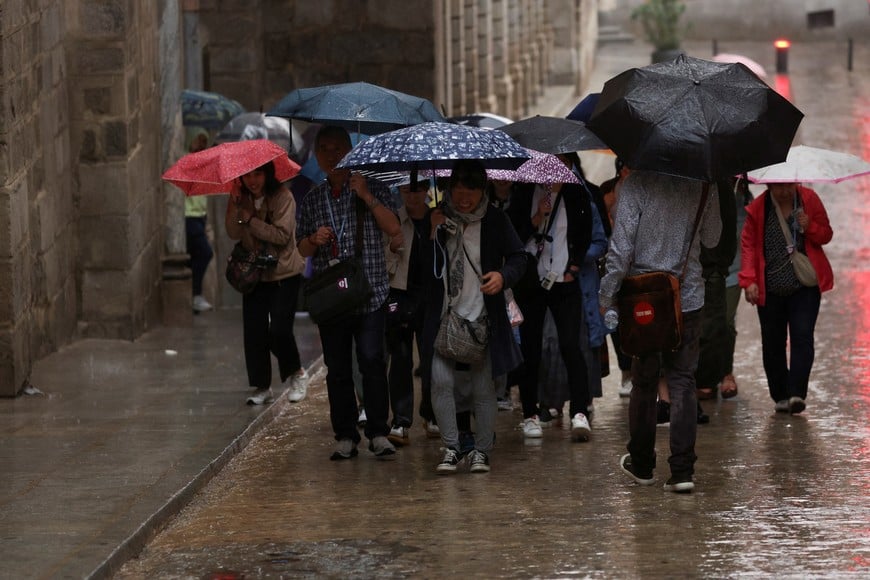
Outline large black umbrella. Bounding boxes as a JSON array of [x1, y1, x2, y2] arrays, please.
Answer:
[[497, 115, 608, 155], [267, 81, 445, 134], [587, 54, 804, 181]]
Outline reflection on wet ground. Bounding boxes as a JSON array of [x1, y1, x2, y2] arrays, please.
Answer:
[[118, 41, 870, 578]]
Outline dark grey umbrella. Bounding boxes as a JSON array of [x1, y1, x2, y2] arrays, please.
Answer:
[[497, 115, 608, 155], [587, 54, 804, 181], [266, 81, 445, 135]]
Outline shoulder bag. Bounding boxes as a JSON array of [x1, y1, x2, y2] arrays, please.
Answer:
[[225, 212, 278, 294], [303, 197, 374, 326], [772, 198, 818, 287], [616, 184, 709, 357]]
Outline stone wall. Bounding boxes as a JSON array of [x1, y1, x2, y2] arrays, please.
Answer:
[[0, 1, 77, 396]]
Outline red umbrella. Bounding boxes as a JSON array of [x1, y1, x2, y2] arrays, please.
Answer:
[[162, 139, 301, 195]]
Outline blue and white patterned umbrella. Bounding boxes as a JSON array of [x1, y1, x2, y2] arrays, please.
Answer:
[[336, 122, 530, 172]]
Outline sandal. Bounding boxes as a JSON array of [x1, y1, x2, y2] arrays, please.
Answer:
[[697, 386, 717, 401], [720, 374, 738, 399]]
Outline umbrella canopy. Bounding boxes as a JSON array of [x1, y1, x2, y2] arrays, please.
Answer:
[[566, 93, 601, 123], [711, 53, 767, 79], [587, 54, 804, 181], [215, 112, 302, 156], [448, 112, 514, 129], [336, 122, 530, 172], [488, 149, 579, 184], [746, 145, 870, 184], [162, 139, 301, 196], [267, 81, 446, 134], [497, 115, 608, 155], [181, 89, 245, 130]]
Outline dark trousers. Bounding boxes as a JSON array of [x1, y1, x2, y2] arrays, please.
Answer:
[[242, 276, 302, 387], [757, 285, 821, 402], [185, 216, 213, 295], [696, 272, 729, 388], [385, 293, 427, 427], [517, 281, 590, 418], [628, 309, 702, 478], [319, 308, 390, 443]]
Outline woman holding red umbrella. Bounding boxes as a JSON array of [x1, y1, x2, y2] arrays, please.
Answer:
[[226, 161, 310, 406]]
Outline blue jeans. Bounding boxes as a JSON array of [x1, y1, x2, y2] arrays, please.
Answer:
[[757, 285, 821, 402], [319, 308, 390, 443], [627, 309, 702, 479]]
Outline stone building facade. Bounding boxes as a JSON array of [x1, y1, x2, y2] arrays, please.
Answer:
[[0, 0, 599, 396]]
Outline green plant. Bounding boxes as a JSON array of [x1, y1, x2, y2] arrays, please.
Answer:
[[631, 0, 687, 51]]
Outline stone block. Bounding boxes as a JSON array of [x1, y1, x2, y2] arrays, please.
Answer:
[[84, 87, 112, 115], [0, 322, 30, 397], [104, 120, 128, 157], [75, 46, 124, 75], [0, 176, 29, 259], [368, 0, 434, 30], [79, 215, 131, 269], [81, 0, 128, 37], [293, 0, 334, 27], [78, 161, 129, 215], [210, 45, 257, 73], [40, 3, 64, 49], [81, 268, 131, 321]]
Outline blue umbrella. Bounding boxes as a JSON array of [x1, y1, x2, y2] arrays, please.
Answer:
[[566, 93, 601, 123], [267, 81, 446, 135], [181, 89, 245, 130], [336, 122, 530, 172]]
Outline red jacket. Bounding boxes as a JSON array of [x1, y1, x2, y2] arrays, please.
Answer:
[[739, 185, 834, 306]]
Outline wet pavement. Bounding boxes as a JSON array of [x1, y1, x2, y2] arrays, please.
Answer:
[[4, 39, 870, 579]]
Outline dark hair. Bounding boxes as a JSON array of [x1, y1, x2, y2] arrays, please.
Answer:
[[560, 151, 586, 180], [240, 161, 283, 197], [315, 125, 352, 149], [449, 159, 488, 192]]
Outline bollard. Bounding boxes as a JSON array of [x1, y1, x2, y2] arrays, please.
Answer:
[[847, 37, 853, 71], [775, 39, 790, 74], [712, 39, 718, 56]]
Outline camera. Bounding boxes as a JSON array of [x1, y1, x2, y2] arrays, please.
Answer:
[[442, 217, 458, 236], [254, 253, 279, 269]]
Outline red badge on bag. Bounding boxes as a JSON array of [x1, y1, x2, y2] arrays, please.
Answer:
[[633, 301, 655, 325]]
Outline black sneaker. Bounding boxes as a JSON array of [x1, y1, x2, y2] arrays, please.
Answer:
[[620, 454, 654, 486], [436, 447, 463, 474], [789, 396, 806, 414], [663, 475, 695, 493], [468, 450, 491, 473], [697, 402, 710, 424]]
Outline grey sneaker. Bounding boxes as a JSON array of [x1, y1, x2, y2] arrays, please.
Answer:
[[330, 438, 358, 461], [620, 454, 654, 486], [369, 436, 396, 459], [788, 396, 806, 414], [246, 387, 274, 405], [774, 399, 790, 413], [468, 449, 491, 473], [287, 369, 309, 403]]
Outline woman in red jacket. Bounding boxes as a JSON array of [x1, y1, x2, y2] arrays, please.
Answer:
[[738, 183, 833, 414]]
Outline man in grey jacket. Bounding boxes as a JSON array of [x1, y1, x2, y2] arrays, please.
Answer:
[[599, 170, 721, 493]]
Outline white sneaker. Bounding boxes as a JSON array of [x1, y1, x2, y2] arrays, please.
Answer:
[[570, 412, 592, 441], [618, 374, 633, 398], [424, 420, 441, 438], [192, 295, 213, 312], [387, 426, 410, 447], [246, 387, 273, 405], [287, 369, 309, 403], [497, 398, 513, 411], [522, 416, 543, 438], [357, 408, 367, 428]]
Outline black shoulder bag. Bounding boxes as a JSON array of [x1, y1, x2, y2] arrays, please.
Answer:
[[303, 197, 374, 326]]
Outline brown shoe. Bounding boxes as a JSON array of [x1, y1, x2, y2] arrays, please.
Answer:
[[697, 386, 717, 400], [720, 374, 738, 399]]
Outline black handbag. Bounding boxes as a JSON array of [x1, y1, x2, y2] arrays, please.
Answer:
[[303, 198, 373, 325], [225, 220, 278, 295]]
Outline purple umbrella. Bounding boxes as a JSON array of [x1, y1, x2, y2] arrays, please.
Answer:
[[417, 149, 578, 185]]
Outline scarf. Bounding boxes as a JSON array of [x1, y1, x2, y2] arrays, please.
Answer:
[[445, 194, 488, 321]]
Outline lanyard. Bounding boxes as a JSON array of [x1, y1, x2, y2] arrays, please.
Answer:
[[325, 188, 349, 258]]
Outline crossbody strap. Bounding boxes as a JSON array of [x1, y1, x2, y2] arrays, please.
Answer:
[[679, 182, 710, 282], [772, 198, 796, 247]]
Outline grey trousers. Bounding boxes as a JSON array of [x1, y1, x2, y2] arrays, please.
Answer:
[[431, 351, 496, 453]]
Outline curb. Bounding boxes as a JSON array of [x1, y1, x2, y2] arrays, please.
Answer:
[[86, 356, 326, 580]]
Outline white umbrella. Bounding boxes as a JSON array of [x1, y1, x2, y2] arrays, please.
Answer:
[[746, 145, 870, 184]]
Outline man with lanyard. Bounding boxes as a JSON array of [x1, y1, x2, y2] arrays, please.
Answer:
[[508, 175, 593, 441], [297, 125, 401, 460]]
